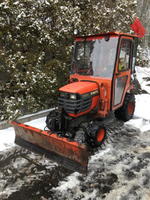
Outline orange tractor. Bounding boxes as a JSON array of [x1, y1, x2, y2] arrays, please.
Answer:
[[11, 32, 138, 173]]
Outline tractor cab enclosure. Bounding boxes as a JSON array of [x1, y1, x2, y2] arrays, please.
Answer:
[[59, 32, 137, 118], [72, 34, 118, 78]]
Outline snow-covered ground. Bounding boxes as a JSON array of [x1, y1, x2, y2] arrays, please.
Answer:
[[126, 94, 150, 132], [0, 117, 46, 152], [136, 66, 150, 94], [0, 66, 150, 200]]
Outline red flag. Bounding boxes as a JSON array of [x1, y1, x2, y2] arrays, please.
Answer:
[[130, 17, 146, 38]]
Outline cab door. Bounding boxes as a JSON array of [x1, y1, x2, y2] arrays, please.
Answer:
[[112, 36, 133, 110]]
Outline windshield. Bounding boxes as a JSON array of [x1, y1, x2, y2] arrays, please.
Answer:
[[72, 37, 118, 78]]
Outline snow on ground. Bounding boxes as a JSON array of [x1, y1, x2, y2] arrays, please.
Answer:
[[136, 66, 150, 93], [0, 128, 15, 151], [25, 116, 46, 129], [126, 66, 150, 132], [0, 117, 46, 153], [55, 172, 81, 192], [126, 94, 150, 132], [53, 123, 150, 200]]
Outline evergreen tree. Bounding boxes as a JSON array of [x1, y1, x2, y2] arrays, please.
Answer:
[[0, 0, 137, 120]]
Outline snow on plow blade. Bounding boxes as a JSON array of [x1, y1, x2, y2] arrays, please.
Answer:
[[10, 121, 89, 174]]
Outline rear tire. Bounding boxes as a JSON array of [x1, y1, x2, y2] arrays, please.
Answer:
[[114, 93, 135, 122]]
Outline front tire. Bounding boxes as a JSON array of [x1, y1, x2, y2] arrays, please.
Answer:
[[114, 93, 135, 122], [95, 127, 106, 147]]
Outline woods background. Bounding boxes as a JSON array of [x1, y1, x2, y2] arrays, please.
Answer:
[[0, 0, 149, 120]]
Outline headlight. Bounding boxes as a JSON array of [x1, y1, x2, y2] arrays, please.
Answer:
[[82, 90, 99, 99], [90, 89, 99, 96], [70, 94, 77, 100]]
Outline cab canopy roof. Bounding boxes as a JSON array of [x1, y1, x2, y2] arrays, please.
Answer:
[[75, 32, 138, 40]]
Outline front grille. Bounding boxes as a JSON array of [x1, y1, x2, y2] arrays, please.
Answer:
[[58, 94, 92, 114]]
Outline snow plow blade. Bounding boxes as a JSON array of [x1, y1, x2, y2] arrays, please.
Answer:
[[10, 121, 89, 174]]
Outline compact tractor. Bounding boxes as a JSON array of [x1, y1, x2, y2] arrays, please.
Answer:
[[11, 32, 138, 173]]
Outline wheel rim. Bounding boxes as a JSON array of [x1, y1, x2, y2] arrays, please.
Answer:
[[127, 102, 135, 115], [96, 128, 105, 143]]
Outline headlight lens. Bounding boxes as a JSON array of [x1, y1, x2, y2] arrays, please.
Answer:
[[70, 94, 77, 100], [82, 90, 99, 98], [90, 89, 99, 96]]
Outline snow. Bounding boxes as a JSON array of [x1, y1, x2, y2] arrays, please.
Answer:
[[125, 66, 150, 132], [125, 94, 150, 132], [0, 127, 15, 151], [0, 117, 46, 152], [54, 172, 80, 192], [89, 148, 111, 163], [136, 66, 150, 93], [25, 116, 46, 129], [134, 94, 150, 120]]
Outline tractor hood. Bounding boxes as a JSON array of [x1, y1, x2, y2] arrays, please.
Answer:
[[59, 81, 98, 94]]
